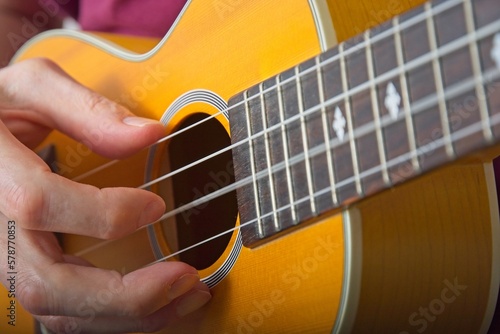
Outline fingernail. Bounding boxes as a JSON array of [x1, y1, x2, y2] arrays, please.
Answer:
[[167, 274, 200, 302], [123, 116, 161, 127], [176, 290, 212, 317]]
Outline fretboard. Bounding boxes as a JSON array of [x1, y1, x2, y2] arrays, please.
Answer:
[[229, 0, 500, 247]]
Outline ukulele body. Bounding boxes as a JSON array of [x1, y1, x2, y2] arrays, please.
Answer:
[[4, 0, 499, 333]]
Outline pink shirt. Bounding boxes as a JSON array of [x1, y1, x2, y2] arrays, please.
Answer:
[[48, 0, 187, 38]]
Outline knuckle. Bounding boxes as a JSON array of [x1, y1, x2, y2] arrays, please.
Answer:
[[99, 212, 123, 240], [98, 190, 136, 240], [6, 182, 45, 229], [84, 92, 114, 115], [17, 278, 51, 315]]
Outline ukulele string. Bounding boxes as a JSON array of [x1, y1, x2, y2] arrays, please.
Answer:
[[74, 64, 500, 259], [74, 0, 500, 258], [70, 0, 463, 184], [147, 108, 500, 266], [148, 66, 500, 224], [135, 16, 500, 194]]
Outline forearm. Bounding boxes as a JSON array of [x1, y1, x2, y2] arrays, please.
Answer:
[[0, 1, 62, 67]]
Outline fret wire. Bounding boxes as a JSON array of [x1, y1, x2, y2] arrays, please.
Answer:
[[243, 90, 264, 237], [316, 56, 339, 205], [393, 16, 420, 172], [83, 66, 500, 260], [154, 67, 500, 226], [464, 0, 493, 142], [364, 30, 390, 185], [276, 75, 298, 224], [425, 2, 455, 158], [339, 43, 363, 196], [295, 66, 317, 215], [259, 83, 280, 230], [138, 18, 500, 196], [148, 105, 500, 265]]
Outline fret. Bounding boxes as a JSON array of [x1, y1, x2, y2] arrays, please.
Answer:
[[247, 84, 276, 238], [426, 2, 455, 159], [339, 42, 363, 197], [259, 83, 280, 231], [370, 17, 412, 180], [228, 92, 258, 245], [365, 30, 390, 186], [295, 65, 317, 216], [262, 76, 294, 230], [321, 47, 359, 203], [345, 37, 385, 195], [243, 90, 264, 238], [299, 57, 334, 214], [316, 56, 338, 206], [281, 68, 314, 223], [393, 15, 420, 180], [408, 63, 449, 171], [372, 15, 419, 183], [277, 74, 298, 225], [437, 0, 490, 156], [464, 0, 493, 142]]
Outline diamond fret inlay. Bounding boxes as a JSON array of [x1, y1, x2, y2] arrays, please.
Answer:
[[332, 106, 347, 141], [385, 82, 402, 120]]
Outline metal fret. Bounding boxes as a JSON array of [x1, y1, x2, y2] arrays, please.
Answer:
[[243, 91, 264, 238], [316, 56, 338, 205], [276, 75, 298, 224], [394, 15, 420, 173], [365, 30, 390, 185], [295, 66, 317, 216], [259, 83, 280, 231], [464, 0, 493, 142], [339, 43, 363, 196], [426, 2, 455, 158]]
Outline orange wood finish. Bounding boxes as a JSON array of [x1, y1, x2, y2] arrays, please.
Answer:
[[0, 0, 498, 333]]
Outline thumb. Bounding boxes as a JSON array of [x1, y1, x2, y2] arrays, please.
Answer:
[[0, 58, 165, 159]]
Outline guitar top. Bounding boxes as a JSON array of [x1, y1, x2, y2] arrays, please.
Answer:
[[2, 0, 500, 333]]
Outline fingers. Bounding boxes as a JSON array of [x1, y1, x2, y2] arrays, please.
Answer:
[[0, 121, 164, 237], [36, 282, 211, 333], [22, 261, 201, 317], [23, 262, 211, 332], [0, 58, 165, 158], [5, 228, 211, 333]]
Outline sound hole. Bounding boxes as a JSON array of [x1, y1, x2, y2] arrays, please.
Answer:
[[156, 113, 237, 270]]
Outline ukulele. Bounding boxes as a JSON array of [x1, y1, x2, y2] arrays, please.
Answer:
[[2, 0, 500, 332]]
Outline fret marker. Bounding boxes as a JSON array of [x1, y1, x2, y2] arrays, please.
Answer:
[[385, 82, 401, 120], [492, 33, 500, 69], [333, 106, 347, 141]]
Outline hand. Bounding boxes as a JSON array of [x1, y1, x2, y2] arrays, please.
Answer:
[[0, 58, 211, 333]]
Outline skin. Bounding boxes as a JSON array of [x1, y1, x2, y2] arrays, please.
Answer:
[[0, 1, 211, 333]]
